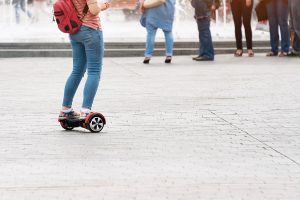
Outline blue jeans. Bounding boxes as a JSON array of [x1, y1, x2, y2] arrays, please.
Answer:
[[14, 0, 32, 24], [289, 0, 300, 52], [63, 26, 104, 109], [266, 0, 290, 53], [197, 18, 214, 59], [293, 33, 300, 53], [145, 24, 173, 57]]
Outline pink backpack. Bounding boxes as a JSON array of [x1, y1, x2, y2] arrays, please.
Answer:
[[53, 0, 88, 34]]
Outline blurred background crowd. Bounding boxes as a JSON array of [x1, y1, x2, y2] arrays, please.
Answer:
[[0, 0, 269, 42]]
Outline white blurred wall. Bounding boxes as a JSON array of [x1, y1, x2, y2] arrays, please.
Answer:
[[0, 0, 269, 42]]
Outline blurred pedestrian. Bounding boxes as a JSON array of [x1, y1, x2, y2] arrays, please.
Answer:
[[288, 0, 300, 57], [140, 0, 176, 64], [231, 0, 254, 57], [264, 0, 290, 57], [59, 0, 110, 120], [13, 0, 33, 24], [32, 0, 51, 23], [191, 0, 218, 61]]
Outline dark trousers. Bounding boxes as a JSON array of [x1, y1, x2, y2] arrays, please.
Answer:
[[231, 0, 253, 50]]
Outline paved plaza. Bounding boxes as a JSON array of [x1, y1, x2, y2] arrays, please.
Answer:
[[0, 55, 299, 199]]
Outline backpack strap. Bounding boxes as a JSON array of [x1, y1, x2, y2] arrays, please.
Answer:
[[72, 0, 89, 21], [80, 4, 89, 20], [81, 4, 89, 20], [83, 4, 89, 15]]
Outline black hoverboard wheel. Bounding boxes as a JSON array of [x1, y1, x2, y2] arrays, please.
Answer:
[[59, 120, 74, 131], [85, 113, 106, 133]]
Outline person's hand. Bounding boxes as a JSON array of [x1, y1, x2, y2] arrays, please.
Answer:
[[140, 0, 145, 13], [211, 4, 216, 11], [101, 2, 110, 11], [246, 0, 252, 7]]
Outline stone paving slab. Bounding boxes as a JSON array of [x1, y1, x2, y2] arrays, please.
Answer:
[[0, 55, 299, 199]]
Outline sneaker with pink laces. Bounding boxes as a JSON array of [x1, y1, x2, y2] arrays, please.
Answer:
[[80, 109, 91, 119], [58, 109, 80, 120]]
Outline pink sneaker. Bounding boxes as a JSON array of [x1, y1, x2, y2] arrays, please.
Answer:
[[80, 110, 91, 119], [58, 109, 80, 120]]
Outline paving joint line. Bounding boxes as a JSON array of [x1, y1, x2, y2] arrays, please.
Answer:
[[209, 110, 300, 167], [110, 59, 142, 77]]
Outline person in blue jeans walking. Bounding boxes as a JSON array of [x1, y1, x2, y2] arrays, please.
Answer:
[[13, 0, 32, 24], [288, 0, 300, 57], [59, 0, 109, 120], [265, 0, 290, 57], [140, 0, 175, 64], [191, 0, 216, 61]]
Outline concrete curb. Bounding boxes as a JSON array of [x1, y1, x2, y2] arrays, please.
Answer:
[[0, 41, 271, 57]]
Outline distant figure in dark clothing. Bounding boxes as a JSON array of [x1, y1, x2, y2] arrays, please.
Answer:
[[263, 0, 290, 57], [191, 0, 218, 61], [288, 0, 300, 57], [230, 0, 254, 57]]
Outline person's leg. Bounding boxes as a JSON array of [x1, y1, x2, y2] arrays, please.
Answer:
[[266, 0, 279, 54], [82, 29, 104, 110], [20, 0, 25, 12], [197, 19, 204, 57], [289, 0, 294, 33], [292, 32, 300, 53], [144, 24, 157, 58], [20, 0, 32, 18], [290, 0, 300, 36], [242, 0, 253, 50], [277, 0, 290, 54], [163, 30, 173, 57], [289, 0, 300, 53], [14, 1, 21, 24], [197, 18, 214, 60], [231, 0, 243, 50], [62, 33, 87, 109]]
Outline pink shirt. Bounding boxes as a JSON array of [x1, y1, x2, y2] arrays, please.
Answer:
[[73, 0, 102, 30]]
